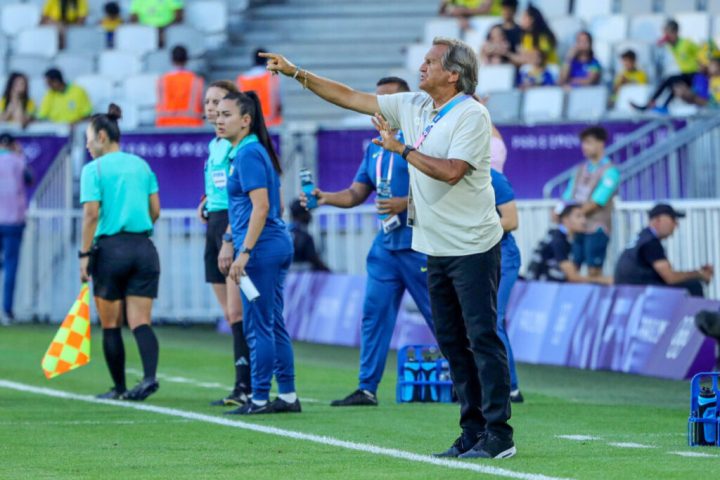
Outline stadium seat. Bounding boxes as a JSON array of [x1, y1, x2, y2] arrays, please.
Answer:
[[522, 87, 564, 122], [186, 1, 228, 34], [8, 55, 51, 77], [463, 29, 485, 55], [675, 13, 710, 45], [667, 99, 699, 117], [0, 4, 41, 37], [0, 75, 6, 93], [663, 0, 698, 14], [53, 53, 95, 81], [531, 0, 570, 18], [165, 25, 206, 57], [565, 86, 608, 120], [405, 44, 430, 71], [548, 16, 585, 58], [484, 90, 521, 123], [75, 74, 115, 112], [16, 27, 59, 58], [28, 75, 47, 106], [65, 26, 106, 54], [386, 68, 419, 92], [708, 0, 720, 14], [114, 25, 159, 56], [619, 0, 654, 15], [424, 19, 461, 43], [573, 0, 613, 23], [589, 15, 629, 43], [144, 50, 174, 73], [611, 84, 653, 116], [467, 16, 501, 44], [593, 40, 613, 77], [477, 64, 515, 95], [115, 101, 141, 130], [629, 15, 666, 43], [98, 51, 142, 82], [122, 74, 159, 125]]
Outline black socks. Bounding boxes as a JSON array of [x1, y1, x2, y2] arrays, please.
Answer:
[[231, 322, 251, 391], [132, 324, 159, 381], [102, 327, 126, 392]]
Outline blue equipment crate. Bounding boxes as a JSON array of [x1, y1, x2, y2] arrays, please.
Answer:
[[396, 344, 454, 404], [688, 372, 720, 447]]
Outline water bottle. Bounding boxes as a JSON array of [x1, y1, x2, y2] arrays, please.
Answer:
[[299, 168, 318, 209], [402, 348, 421, 402], [421, 347, 438, 402], [376, 178, 392, 220], [697, 387, 718, 445], [438, 360, 452, 403]]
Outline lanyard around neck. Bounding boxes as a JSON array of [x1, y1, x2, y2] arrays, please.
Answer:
[[413, 94, 470, 150]]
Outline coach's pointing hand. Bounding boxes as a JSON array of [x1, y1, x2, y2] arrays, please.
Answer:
[[259, 52, 297, 77]]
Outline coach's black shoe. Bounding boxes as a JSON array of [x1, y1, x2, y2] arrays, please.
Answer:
[[96, 387, 127, 400], [330, 389, 378, 407], [210, 386, 250, 407], [459, 433, 516, 459], [225, 400, 273, 415], [270, 397, 302, 413], [124, 378, 159, 402], [433, 433, 484, 458], [510, 389, 524, 404]]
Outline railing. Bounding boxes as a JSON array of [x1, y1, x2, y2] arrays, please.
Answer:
[[15, 200, 720, 322]]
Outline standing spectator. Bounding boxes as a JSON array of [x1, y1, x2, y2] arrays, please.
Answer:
[[559, 31, 601, 88], [517, 50, 555, 89], [615, 204, 713, 297], [480, 26, 511, 65], [259, 37, 517, 458], [509, 5, 558, 66], [562, 126, 620, 278], [0, 134, 31, 325], [38, 68, 92, 124], [496, 0, 522, 53], [100, 2, 123, 49], [612, 50, 648, 98], [155, 46, 204, 127], [237, 49, 283, 128], [1, 73, 35, 128], [439, 0, 502, 31], [130, 0, 183, 46], [288, 200, 329, 272]]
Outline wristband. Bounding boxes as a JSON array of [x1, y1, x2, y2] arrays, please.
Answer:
[[222, 233, 233, 243], [78, 250, 92, 259], [240, 246, 253, 256], [401, 145, 415, 160], [292, 67, 301, 79]]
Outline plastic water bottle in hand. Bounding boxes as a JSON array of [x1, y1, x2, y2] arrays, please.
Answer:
[[300, 168, 318, 209], [377, 178, 392, 220]]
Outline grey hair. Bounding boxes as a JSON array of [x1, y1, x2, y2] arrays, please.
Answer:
[[432, 37, 478, 94]]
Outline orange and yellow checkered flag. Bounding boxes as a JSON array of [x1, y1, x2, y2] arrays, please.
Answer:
[[41, 283, 92, 379]]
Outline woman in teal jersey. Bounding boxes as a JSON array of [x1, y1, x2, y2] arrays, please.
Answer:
[[79, 104, 161, 401], [197, 80, 251, 407]]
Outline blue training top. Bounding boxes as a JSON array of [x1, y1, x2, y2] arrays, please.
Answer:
[[354, 132, 412, 251], [226, 134, 292, 257], [491, 169, 521, 268]]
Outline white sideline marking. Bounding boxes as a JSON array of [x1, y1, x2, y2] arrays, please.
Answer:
[[0, 419, 189, 426], [607, 442, 655, 449], [556, 435, 599, 442], [670, 451, 720, 458], [0, 380, 572, 480], [126, 368, 321, 403]]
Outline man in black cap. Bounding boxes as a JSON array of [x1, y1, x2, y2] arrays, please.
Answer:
[[614, 203, 714, 297]]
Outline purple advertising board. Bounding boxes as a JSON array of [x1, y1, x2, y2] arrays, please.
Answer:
[[16, 135, 68, 198]]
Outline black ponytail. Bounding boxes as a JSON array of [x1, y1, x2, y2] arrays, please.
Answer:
[[224, 91, 282, 174], [90, 103, 122, 143]]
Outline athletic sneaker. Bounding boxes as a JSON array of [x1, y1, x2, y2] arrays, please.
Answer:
[[96, 387, 127, 400], [433, 433, 485, 458], [330, 389, 378, 407], [210, 387, 249, 407], [124, 379, 159, 401], [510, 389, 524, 403], [225, 401, 273, 415], [459, 433, 516, 459], [270, 397, 302, 413]]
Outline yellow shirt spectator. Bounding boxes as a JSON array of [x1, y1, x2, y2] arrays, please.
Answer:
[[38, 84, 92, 124], [130, 0, 184, 28], [668, 38, 700, 73], [42, 0, 88, 23], [521, 33, 558, 64], [101, 16, 123, 33], [710, 76, 720, 106], [613, 69, 648, 89], [447, 0, 502, 15]]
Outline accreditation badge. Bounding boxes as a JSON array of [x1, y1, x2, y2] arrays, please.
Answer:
[[382, 215, 402, 234], [212, 170, 227, 189]]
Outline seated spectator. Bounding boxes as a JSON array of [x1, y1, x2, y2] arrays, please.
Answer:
[[497, 0, 522, 53], [0, 73, 35, 128], [673, 57, 720, 109], [559, 31, 601, 88], [156, 45, 204, 127], [518, 50, 554, 89], [37, 68, 92, 124], [289, 200, 330, 272], [615, 204, 713, 297], [439, 0, 502, 30], [130, 0, 183, 46], [508, 5, 558, 66], [41, 0, 88, 26], [100, 1, 123, 48], [480, 25, 511, 64], [612, 50, 648, 98], [526, 203, 612, 284]]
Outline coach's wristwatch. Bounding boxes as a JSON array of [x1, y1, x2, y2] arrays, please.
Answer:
[[401, 145, 415, 160], [240, 246, 253, 256], [222, 233, 233, 243]]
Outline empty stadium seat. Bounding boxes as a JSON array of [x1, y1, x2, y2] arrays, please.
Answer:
[[565, 86, 608, 120], [675, 13, 710, 45], [463, 29, 485, 54], [477, 64, 515, 95], [114, 25, 159, 56], [8, 55, 52, 78], [99, 51, 142, 82], [53, 53, 95, 81], [0, 75, 6, 93], [424, 19, 461, 43], [466, 16, 501, 44], [573, 0, 613, 23], [619, 0, 654, 15], [186, 1, 228, 34], [484, 90, 521, 123], [589, 15, 629, 43], [612, 84, 653, 116], [663, 0, 698, 14], [122, 73, 159, 125], [17, 26, 59, 58], [667, 99, 699, 117], [0, 4, 41, 37], [75, 75, 115, 112], [523, 87, 564, 122], [548, 16, 585, 58], [629, 15, 665, 43], [28, 75, 47, 106], [65, 27, 106, 54], [144, 50, 174, 73], [708, 0, 720, 14], [165, 25, 206, 57], [405, 44, 430, 71], [593, 41, 613, 77], [531, 0, 570, 18]]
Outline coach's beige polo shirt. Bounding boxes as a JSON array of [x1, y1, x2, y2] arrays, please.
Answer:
[[377, 92, 502, 257]]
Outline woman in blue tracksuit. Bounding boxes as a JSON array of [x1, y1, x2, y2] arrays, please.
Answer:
[[491, 168, 523, 403], [215, 90, 299, 415]]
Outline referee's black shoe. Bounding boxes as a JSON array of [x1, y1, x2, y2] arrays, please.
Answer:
[[210, 386, 249, 407], [270, 397, 302, 413], [433, 432, 485, 458], [225, 400, 273, 415], [330, 389, 378, 407], [124, 378, 159, 401], [96, 387, 127, 400]]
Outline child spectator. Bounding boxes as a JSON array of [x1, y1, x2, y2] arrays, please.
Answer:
[[612, 50, 648, 96], [480, 25, 511, 65], [0, 73, 35, 128], [101, 2, 123, 49], [559, 31, 601, 88], [518, 50, 554, 89]]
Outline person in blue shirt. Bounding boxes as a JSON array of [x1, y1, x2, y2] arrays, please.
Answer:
[[490, 168, 523, 403], [559, 31, 602, 87], [196, 80, 251, 408], [301, 77, 434, 407], [79, 103, 162, 402], [216, 91, 299, 415]]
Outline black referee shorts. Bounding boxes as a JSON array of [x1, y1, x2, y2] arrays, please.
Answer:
[[92, 233, 160, 301], [204, 210, 229, 284]]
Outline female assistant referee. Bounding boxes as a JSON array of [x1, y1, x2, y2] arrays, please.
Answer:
[[198, 80, 251, 407], [79, 104, 162, 401], [216, 91, 299, 415]]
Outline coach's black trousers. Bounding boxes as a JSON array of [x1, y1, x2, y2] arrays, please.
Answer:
[[427, 242, 513, 441]]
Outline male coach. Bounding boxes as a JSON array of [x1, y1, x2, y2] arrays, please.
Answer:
[[261, 37, 515, 459]]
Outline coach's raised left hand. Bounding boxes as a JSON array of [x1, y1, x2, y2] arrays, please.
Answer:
[[371, 114, 403, 154]]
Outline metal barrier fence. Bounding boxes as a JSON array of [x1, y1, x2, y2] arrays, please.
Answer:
[[14, 200, 720, 322]]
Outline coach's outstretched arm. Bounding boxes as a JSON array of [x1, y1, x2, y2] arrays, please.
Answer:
[[260, 52, 380, 115]]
